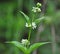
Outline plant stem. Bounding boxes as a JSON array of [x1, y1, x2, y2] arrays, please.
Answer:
[[28, 27, 32, 41], [28, 13, 34, 41], [28, 12, 35, 41]]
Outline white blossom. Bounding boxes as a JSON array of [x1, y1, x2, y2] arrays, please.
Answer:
[[32, 7, 41, 13], [32, 22, 37, 29], [32, 7, 36, 13], [21, 39, 30, 46], [25, 22, 37, 29], [25, 23, 31, 27], [36, 7, 41, 12]]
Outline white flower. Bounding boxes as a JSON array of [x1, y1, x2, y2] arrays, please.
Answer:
[[36, 7, 41, 12], [25, 22, 37, 29], [32, 7, 36, 13], [21, 39, 30, 46], [32, 22, 37, 29], [32, 7, 41, 13], [21, 39, 27, 44], [25, 23, 31, 27]]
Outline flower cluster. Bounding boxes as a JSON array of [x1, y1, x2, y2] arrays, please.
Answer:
[[32, 7, 41, 13], [32, 2, 41, 13], [21, 39, 30, 46], [25, 22, 37, 29]]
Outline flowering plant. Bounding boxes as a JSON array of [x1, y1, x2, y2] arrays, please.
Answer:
[[6, 2, 50, 54]]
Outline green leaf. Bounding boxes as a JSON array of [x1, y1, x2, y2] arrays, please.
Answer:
[[20, 11, 30, 23], [35, 17, 45, 24], [6, 41, 27, 54], [28, 42, 50, 53], [43, 16, 52, 24]]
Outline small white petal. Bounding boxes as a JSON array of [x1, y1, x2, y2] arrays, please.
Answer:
[[25, 23, 29, 27], [32, 22, 37, 29], [25, 23, 31, 27], [32, 22, 36, 26]]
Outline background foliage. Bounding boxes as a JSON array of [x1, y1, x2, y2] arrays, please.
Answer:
[[0, 0, 60, 54]]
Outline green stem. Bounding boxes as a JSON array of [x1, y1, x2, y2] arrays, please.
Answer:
[[28, 27, 32, 41], [28, 12, 35, 41], [28, 12, 36, 41]]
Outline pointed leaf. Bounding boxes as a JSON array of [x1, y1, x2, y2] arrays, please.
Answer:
[[6, 41, 27, 54], [35, 17, 45, 24], [20, 11, 30, 23], [29, 42, 50, 53]]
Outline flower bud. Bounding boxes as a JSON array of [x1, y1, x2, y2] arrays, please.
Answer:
[[37, 2, 42, 7]]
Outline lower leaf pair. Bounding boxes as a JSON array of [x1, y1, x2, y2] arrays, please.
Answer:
[[6, 41, 50, 54]]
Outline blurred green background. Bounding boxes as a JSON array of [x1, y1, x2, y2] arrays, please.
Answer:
[[0, 0, 60, 54]]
